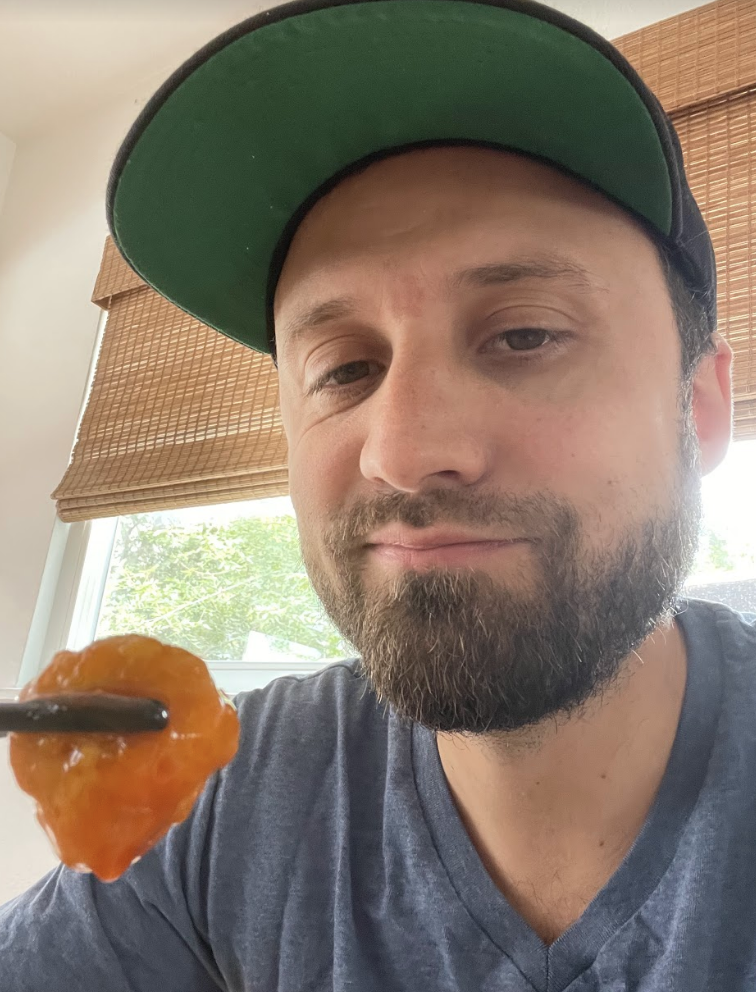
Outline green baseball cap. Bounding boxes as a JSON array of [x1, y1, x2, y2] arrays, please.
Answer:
[[107, 0, 717, 357]]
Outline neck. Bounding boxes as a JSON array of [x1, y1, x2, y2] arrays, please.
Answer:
[[436, 618, 688, 923]]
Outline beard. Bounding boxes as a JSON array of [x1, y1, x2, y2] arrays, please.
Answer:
[[298, 404, 702, 738]]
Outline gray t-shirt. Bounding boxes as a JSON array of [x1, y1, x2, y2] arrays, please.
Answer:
[[2, 598, 756, 992]]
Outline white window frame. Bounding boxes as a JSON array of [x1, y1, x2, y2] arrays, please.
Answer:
[[18, 517, 92, 683]]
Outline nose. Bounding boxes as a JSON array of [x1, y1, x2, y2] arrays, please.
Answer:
[[359, 354, 492, 492]]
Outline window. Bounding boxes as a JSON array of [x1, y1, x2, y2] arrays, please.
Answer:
[[684, 439, 756, 614], [66, 496, 353, 694], [47, 438, 756, 695]]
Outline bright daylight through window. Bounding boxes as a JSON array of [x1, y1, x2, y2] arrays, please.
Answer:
[[68, 497, 353, 694], [67, 440, 756, 695]]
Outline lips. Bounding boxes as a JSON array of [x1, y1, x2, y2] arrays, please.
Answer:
[[366, 538, 528, 569], [365, 527, 519, 549]]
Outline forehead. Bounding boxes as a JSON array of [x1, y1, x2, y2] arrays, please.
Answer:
[[273, 147, 662, 341]]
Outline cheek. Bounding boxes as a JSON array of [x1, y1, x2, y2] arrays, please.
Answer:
[[516, 386, 682, 527], [287, 420, 361, 542]]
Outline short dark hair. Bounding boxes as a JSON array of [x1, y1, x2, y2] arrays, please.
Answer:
[[651, 235, 717, 384]]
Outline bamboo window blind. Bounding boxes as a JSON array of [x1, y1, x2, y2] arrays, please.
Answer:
[[54, 239, 288, 521], [615, 0, 756, 442], [53, 0, 756, 521]]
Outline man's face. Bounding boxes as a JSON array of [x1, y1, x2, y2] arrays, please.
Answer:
[[274, 146, 702, 734]]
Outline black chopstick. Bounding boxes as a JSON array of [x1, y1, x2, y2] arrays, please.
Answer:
[[0, 694, 169, 736]]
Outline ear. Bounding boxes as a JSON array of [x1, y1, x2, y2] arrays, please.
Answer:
[[692, 334, 733, 475]]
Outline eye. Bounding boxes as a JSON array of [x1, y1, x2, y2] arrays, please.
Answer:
[[492, 328, 553, 351], [308, 360, 380, 396], [307, 327, 569, 397]]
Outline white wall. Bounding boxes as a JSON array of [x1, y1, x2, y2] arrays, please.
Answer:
[[0, 130, 16, 218], [0, 100, 125, 686], [0, 74, 166, 905], [0, 128, 48, 903]]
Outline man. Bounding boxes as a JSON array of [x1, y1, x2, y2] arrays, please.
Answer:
[[2, 0, 754, 989]]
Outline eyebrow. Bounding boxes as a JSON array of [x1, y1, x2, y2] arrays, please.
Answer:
[[279, 255, 597, 353], [282, 298, 358, 350], [450, 257, 595, 291]]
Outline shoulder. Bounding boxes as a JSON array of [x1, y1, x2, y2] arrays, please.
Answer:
[[680, 599, 756, 708], [219, 659, 391, 791], [234, 658, 383, 741], [202, 660, 396, 876], [683, 597, 756, 653], [237, 657, 370, 706]]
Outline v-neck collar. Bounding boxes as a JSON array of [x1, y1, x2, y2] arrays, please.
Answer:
[[410, 600, 724, 992]]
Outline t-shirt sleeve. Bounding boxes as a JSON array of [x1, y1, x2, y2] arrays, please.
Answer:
[[0, 768, 226, 992]]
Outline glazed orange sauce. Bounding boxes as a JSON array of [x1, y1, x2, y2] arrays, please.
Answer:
[[10, 635, 239, 882]]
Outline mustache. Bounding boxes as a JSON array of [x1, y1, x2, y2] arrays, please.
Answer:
[[323, 488, 578, 554]]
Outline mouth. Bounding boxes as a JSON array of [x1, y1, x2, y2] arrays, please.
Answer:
[[366, 538, 529, 569]]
